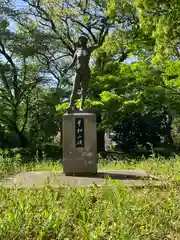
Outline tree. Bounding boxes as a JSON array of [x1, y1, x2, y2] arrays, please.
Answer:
[[112, 111, 172, 152], [86, 57, 180, 151], [11, 0, 111, 152], [0, 14, 48, 146], [133, 0, 180, 64], [2, 0, 180, 154], [27, 87, 69, 146], [14, 0, 109, 66]]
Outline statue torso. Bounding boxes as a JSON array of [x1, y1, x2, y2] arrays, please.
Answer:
[[76, 48, 91, 72]]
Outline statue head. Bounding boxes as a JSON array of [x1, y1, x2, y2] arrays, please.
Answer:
[[78, 35, 88, 47]]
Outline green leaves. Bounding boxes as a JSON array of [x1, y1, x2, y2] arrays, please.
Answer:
[[89, 57, 180, 127], [56, 102, 69, 115], [0, 0, 180, 148], [134, 0, 180, 63]]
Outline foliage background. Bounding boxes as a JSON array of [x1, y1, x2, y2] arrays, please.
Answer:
[[1, 0, 180, 158]]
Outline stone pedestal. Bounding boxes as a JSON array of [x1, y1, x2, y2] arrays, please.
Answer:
[[62, 112, 97, 175]]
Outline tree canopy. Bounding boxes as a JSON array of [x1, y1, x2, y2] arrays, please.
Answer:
[[0, 0, 180, 156]]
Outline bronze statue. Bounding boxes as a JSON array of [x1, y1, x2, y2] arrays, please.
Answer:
[[65, 36, 99, 112]]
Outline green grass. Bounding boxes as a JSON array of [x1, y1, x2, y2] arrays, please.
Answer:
[[0, 155, 180, 239], [99, 156, 180, 182], [0, 157, 62, 180]]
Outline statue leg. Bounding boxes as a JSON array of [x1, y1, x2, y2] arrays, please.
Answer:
[[80, 71, 90, 110], [69, 73, 80, 109]]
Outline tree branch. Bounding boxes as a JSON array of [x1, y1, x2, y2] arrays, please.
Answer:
[[0, 89, 13, 105], [0, 41, 19, 100], [0, 70, 14, 103], [22, 57, 27, 84], [62, 18, 75, 47], [26, 0, 75, 54], [70, 18, 97, 43], [117, 50, 129, 62]]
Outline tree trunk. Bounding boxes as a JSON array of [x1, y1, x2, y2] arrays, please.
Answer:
[[14, 126, 29, 147], [18, 132, 29, 147]]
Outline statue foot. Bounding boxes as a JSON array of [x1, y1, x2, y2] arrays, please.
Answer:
[[66, 105, 79, 113], [73, 105, 79, 111]]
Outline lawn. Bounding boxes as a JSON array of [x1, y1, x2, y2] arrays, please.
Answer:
[[0, 155, 180, 239]]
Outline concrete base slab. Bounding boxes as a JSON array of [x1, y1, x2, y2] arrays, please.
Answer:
[[0, 170, 165, 188]]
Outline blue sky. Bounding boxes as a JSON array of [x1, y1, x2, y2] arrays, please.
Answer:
[[15, 0, 26, 8], [9, 0, 27, 31]]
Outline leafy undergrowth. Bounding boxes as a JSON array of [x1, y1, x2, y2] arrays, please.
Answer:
[[0, 155, 62, 180], [0, 156, 180, 239], [0, 155, 22, 180]]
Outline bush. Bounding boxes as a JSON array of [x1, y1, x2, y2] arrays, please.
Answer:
[[0, 149, 22, 179], [0, 144, 62, 163], [39, 143, 62, 160]]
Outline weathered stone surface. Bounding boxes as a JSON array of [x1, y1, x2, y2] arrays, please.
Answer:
[[98, 170, 157, 180], [0, 170, 164, 188], [63, 112, 97, 175]]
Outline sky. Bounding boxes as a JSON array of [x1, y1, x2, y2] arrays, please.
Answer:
[[9, 0, 27, 31], [15, 0, 26, 8]]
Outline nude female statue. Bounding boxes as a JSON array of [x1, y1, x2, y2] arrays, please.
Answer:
[[65, 35, 99, 112]]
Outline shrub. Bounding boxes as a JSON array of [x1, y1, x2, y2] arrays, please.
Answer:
[[0, 149, 22, 179]]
